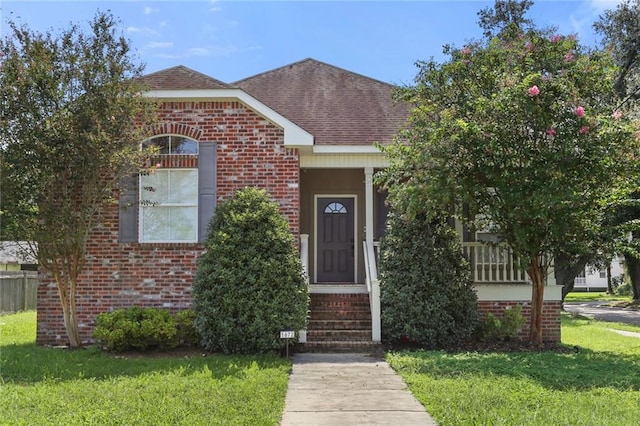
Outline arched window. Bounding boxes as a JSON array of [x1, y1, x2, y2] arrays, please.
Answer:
[[142, 135, 198, 155], [324, 202, 347, 214], [139, 135, 199, 242]]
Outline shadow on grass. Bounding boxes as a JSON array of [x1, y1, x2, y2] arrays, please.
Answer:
[[0, 343, 289, 384], [390, 348, 640, 391]]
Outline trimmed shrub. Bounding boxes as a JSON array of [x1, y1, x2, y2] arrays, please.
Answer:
[[93, 307, 178, 352], [175, 309, 200, 347], [192, 187, 308, 354], [379, 211, 479, 348], [477, 305, 525, 342]]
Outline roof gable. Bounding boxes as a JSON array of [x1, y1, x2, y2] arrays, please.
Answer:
[[234, 58, 408, 146], [139, 65, 231, 90]]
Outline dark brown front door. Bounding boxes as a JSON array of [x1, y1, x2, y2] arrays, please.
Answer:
[[317, 197, 354, 283]]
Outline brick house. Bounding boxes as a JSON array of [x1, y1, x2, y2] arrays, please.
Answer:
[[36, 58, 562, 348]]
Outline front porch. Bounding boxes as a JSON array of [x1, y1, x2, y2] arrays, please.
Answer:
[[295, 161, 562, 350]]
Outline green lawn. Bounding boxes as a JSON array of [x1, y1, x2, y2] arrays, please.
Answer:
[[564, 291, 630, 302], [387, 314, 640, 425], [0, 311, 291, 425]]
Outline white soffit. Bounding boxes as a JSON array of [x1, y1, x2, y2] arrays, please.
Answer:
[[144, 89, 314, 147]]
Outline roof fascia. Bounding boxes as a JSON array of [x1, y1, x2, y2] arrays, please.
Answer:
[[312, 145, 383, 154], [144, 89, 314, 147]]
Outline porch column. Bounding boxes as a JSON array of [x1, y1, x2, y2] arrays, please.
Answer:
[[365, 167, 381, 342], [364, 167, 374, 246]]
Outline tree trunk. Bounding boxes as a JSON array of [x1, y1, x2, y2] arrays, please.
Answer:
[[527, 256, 546, 346], [624, 253, 640, 300], [606, 264, 614, 295], [53, 268, 82, 348], [554, 252, 589, 301]]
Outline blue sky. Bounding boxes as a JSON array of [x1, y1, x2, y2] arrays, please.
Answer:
[[0, 0, 624, 85]]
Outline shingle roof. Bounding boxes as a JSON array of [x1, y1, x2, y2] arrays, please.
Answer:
[[234, 58, 408, 145], [138, 65, 231, 90], [0, 242, 36, 265]]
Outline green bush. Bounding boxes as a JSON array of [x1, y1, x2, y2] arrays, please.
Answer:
[[477, 305, 525, 342], [379, 211, 479, 348], [175, 309, 200, 347], [93, 307, 178, 352], [192, 187, 308, 354]]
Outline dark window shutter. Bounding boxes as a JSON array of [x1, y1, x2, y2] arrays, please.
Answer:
[[119, 175, 139, 243], [198, 142, 217, 243]]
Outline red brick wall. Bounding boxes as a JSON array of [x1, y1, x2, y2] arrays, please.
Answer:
[[36, 100, 300, 346], [477, 300, 562, 342]]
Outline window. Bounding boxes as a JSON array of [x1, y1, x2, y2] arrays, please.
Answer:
[[324, 202, 347, 214], [119, 136, 217, 244], [142, 135, 198, 155], [140, 169, 198, 242], [139, 135, 199, 243], [599, 269, 607, 279]]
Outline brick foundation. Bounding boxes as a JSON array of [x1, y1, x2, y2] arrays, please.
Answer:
[[477, 300, 562, 342], [36, 100, 300, 346]]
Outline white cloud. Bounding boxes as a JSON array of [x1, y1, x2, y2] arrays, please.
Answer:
[[147, 42, 174, 49], [152, 44, 243, 60], [187, 47, 210, 57], [210, 0, 222, 12], [143, 6, 158, 15], [125, 26, 160, 37]]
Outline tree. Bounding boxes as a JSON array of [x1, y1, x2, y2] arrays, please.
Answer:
[[595, 0, 640, 299], [192, 187, 308, 354], [379, 211, 479, 348], [0, 12, 156, 348], [379, 26, 638, 345], [477, 0, 534, 39]]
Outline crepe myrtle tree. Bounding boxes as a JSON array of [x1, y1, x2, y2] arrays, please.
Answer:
[[0, 12, 156, 348], [378, 26, 640, 345]]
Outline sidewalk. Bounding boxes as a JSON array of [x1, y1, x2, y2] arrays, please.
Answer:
[[280, 353, 437, 425]]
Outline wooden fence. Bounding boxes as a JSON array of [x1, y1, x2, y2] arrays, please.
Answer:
[[0, 271, 38, 313]]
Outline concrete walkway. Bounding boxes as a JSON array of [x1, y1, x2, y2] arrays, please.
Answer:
[[564, 301, 640, 326], [280, 353, 437, 426]]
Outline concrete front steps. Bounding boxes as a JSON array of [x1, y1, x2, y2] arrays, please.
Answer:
[[298, 293, 381, 353]]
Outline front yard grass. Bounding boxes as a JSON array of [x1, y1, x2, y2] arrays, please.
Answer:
[[387, 313, 640, 425], [564, 291, 630, 302], [0, 311, 290, 425]]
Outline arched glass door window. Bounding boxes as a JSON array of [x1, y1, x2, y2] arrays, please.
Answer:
[[324, 202, 347, 214]]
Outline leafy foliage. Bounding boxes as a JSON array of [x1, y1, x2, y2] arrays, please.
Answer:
[[594, 1, 640, 299], [379, 211, 479, 348], [378, 18, 640, 344], [0, 11, 156, 347], [93, 307, 179, 352], [174, 309, 200, 347], [477, 305, 526, 342], [192, 187, 308, 354]]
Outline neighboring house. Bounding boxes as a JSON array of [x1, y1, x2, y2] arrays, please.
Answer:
[[573, 259, 624, 292], [0, 242, 37, 271], [36, 59, 562, 347]]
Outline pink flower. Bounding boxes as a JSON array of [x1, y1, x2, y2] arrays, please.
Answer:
[[461, 46, 471, 55], [155, 162, 162, 168], [564, 52, 574, 62], [525, 41, 533, 51], [528, 85, 540, 97], [575, 106, 585, 117], [546, 128, 556, 136], [612, 111, 623, 120], [579, 126, 589, 134], [550, 34, 562, 43]]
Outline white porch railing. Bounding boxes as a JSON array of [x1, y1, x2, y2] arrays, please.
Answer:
[[363, 240, 381, 342], [300, 234, 309, 285], [461, 242, 529, 283]]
